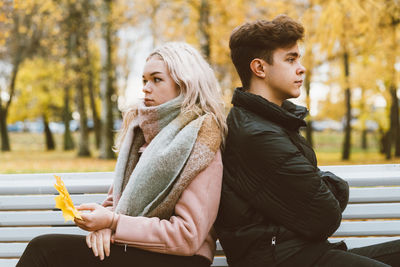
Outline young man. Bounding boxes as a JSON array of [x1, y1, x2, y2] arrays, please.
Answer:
[[215, 15, 400, 267]]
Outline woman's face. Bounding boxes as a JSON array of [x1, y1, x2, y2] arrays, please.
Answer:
[[142, 56, 180, 107]]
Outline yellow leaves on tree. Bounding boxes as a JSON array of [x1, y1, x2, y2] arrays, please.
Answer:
[[54, 175, 82, 221]]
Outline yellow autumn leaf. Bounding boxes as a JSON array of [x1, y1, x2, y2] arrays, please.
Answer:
[[54, 175, 82, 221]]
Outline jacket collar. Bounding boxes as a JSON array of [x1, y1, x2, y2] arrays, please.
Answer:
[[231, 87, 307, 131]]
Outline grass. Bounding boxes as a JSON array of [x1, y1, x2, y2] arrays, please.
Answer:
[[1, 132, 116, 174], [311, 130, 380, 153], [310, 130, 397, 165], [0, 131, 398, 174]]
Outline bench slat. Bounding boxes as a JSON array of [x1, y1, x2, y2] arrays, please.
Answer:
[[211, 257, 228, 267], [0, 180, 111, 195], [343, 203, 400, 219], [0, 211, 74, 226], [329, 237, 400, 249], [349, 187, 400, 203], [0, 259, 18, 267], [0, 172, 113, 181], [0, 173, 113, 195], [1, 188, 398, 211], [5, 203, 398, 227], [334, 220, 400, 236], [1, 189, 398, 211], [0, 243, 26, 257], [0, 194, 107, 210], [319, 165, 400, 186], [0, 226, 87, 241]]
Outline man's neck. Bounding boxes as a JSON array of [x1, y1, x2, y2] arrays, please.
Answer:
[[247, 82, 283, 106]]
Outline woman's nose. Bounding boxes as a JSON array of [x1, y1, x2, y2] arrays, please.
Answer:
[[142, 83, 151, 93]]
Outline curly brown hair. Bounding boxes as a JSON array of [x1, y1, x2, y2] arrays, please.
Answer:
[[229, 15, 304, 89]]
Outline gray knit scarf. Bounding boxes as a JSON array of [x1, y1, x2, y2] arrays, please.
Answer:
[[113, 96, 221, 219]]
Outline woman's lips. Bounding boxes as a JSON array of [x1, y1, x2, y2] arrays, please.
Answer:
[[144, 98, 154, 106]]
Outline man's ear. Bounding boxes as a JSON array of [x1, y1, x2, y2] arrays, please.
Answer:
[[250, 58, 266, 78]]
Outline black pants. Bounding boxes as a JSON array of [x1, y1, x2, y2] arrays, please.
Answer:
[[314, 240, 400, 267], [16, 234, 211, 267]]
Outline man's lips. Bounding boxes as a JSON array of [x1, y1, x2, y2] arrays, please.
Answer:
[[295, 80, 303, 85]]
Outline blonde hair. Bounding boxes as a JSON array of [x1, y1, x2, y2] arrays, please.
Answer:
[[114, 42, 227, 151]]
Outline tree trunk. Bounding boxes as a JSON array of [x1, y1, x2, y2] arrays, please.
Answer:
[[0, 105, 10, 151], [68, 1, 91, 157], [360, 89, 367, 150], [198, 0, 211, 60], [0, 57, 20, 151], [81, 0, 101, 150], [390, 87, 400, 157], [379, 128, 387, 154], [361, 129, 368, 150], [304, 69, 313, 147], [390, 9, 400, 157], [386, 15, 400, 158], [342, 88, 352, 160], [63, 26, 75, 151], [384, 129, 391, 159], [63, 83, 75, 150], [43, 114, 55, 151], [389, 87, 399, 158], [85, 43, 101, 149], [396, 108, 400, 157], [99, 0, 115, 159], [88, 75, 101, 149], [342, 52, 351, 160], [76, 77, 91, 157]]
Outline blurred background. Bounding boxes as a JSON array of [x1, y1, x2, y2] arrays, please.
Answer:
[[0, 0, 399, 173]]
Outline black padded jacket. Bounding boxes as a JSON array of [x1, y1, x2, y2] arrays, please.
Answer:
[[215, 88, 349, 267]]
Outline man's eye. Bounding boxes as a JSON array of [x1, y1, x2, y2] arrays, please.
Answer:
[[287, 58, 295, 63]]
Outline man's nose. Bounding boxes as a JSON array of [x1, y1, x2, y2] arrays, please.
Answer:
[[297, 64, 306, 75]]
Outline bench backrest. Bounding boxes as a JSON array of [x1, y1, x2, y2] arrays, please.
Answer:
[[1, 164, 399, 267]]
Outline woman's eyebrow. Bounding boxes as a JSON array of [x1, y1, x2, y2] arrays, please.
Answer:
[[150, 71, 163, 76], [142, 71, 163, 78]]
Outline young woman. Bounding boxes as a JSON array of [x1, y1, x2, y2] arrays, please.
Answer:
[[17, 42, 226, 267]]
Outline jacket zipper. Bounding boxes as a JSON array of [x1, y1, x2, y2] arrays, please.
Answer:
[[271, 226, 280, 265]]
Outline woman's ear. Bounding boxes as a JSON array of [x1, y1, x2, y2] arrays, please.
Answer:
[[250, 58, 266, 78]]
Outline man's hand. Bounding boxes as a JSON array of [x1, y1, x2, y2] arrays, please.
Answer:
[[86, 229, 113, 260], [74, 203, 113, 232]]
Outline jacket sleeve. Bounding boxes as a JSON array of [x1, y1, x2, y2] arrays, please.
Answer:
[[111, 151, 223, 256], [319, 170, 349, 212], [235, 130, 342, 241]]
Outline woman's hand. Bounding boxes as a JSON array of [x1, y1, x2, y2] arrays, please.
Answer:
[[86, 229, 112, 260], [74, 203, 113, 232]]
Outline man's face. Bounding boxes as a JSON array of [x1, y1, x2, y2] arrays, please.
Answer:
[[263, 43, 305, 103]]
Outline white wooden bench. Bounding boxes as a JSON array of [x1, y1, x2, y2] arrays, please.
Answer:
[[1, 164, 399, 267]]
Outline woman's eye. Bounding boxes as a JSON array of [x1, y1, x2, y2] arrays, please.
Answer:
[[287, 58, 295, 63], [154, 77, 161, 83], [143, 79, 148, 85]]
